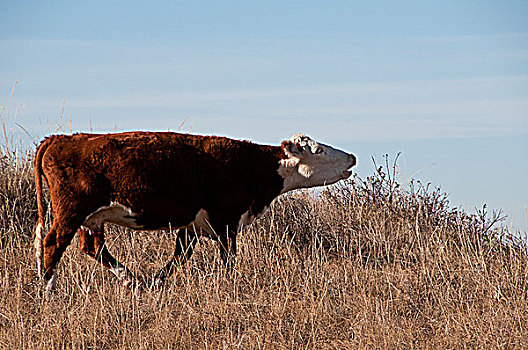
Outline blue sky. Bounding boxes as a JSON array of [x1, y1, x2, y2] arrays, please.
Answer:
[[1, 1, 527, 231]]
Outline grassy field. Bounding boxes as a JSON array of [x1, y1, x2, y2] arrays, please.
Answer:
[[0, 149, 527, 349]]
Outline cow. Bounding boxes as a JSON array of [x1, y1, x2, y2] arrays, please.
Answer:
[[33, 131, 356, 292]]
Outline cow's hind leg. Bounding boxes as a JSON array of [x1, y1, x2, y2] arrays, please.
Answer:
[[41, 219, 79, 293], [34, 220, 45, 279], [79, 226, 135, 288], [153, 228, 198, 287]]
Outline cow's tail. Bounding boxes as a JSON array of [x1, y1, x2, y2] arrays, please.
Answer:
[[34, 137, 53, 278]]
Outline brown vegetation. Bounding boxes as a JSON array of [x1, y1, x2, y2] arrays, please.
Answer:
[[0, 150, 527, 349]]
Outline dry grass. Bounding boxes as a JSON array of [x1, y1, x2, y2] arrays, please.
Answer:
[[0, 149, 527, 349]]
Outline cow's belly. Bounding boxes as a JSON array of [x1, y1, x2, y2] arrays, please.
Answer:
[[82, 201, 263, 239], [82, 202, 216, 237]]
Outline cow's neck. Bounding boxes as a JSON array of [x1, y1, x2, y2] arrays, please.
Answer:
[[241, 145, 288, 215]]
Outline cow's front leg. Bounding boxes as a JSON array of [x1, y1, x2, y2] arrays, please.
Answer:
[[153, 227, 198, 287]]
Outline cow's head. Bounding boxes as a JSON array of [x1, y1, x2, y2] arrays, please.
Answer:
[[278, 134, 356, 193]]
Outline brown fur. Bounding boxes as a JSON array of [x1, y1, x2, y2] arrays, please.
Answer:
[[35, 131, 288, 286]]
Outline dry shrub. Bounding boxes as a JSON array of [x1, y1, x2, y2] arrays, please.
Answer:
[[0, 152, 526, 349]]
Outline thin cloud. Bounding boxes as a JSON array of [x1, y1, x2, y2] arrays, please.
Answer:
[[62, 75, 528, 108]]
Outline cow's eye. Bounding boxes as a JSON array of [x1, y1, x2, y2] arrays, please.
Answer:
[[314, 147, 324, 154]]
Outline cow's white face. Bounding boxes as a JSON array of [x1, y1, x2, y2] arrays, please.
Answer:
[[278, 134, 356, 193]]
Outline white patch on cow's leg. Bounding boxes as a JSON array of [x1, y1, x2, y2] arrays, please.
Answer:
[[109, 261, 135, 287], [84, 202, 144, 230], [44, 270, 57, 294], [34, 222, 44, 278], [237, 206, 269, 231]]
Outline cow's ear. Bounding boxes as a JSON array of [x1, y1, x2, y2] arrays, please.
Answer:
[[281, 140, 302, 158]]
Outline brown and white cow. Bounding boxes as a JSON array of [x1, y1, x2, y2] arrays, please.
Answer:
[[34, 132, 356, 292]]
